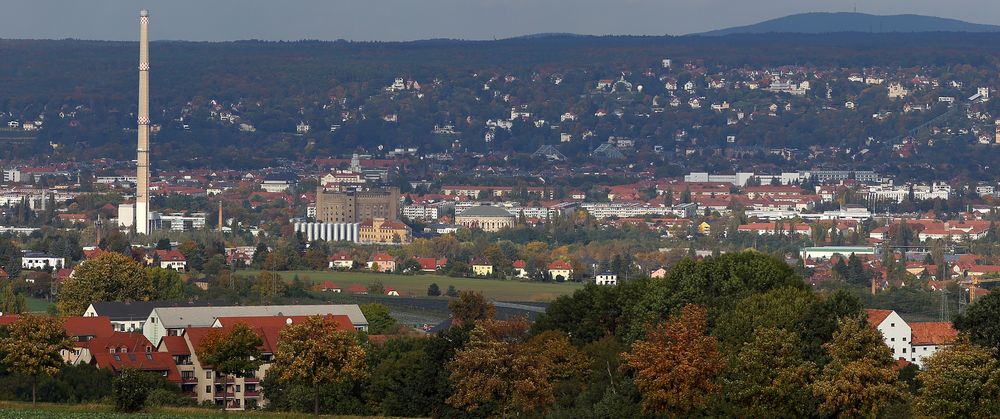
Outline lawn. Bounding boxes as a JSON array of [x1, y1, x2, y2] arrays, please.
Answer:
[[0, 401, 369, 418], [25, 297, 53, 313], [240, 270, 583, 302]]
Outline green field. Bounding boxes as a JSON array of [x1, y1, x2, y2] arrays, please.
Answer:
[[26, 297, 53, 313], [241, 270, 583, 302], [0, 401, 366, 418]]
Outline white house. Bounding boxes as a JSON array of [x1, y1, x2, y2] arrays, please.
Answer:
[[21, 251, 64, 270], [866, 309, 958, 368], [595, 272, 618, 286]]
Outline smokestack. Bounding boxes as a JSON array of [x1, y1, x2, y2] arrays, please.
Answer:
[[135, 9, 151, 235]]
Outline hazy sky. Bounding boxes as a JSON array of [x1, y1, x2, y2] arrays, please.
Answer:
[[4, 0, 1000, 41]]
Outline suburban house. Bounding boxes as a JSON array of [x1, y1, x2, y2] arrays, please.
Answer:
[[318, 280, 342, 292], [414, 257, 447, 272], [61, 316, 115, 364], [512, 260, 529, 279], [548, 261, 574, 281], [328, 251, 354, 269], [471, 257, 493, 276], [21, 251, 65, 270], [83, 332, 181, 383], [367, 253, 396, 272], [141, 304, 369, 346], [595, 271, 618, 285], [155, 250, 188, 271], [865, 309, 958, 368]]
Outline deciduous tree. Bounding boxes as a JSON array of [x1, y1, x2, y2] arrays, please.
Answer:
[[954, 291, 1000, 357], [271, 315, 366, 415], [916, 340, 1000, 418], [0, 314, 72, 405], [448, 290, 495, 327], [361, 303, 397, 335], [621, 304, 725, 416], [196, 323, 263, 410], [146, 267, 184, 301], [724, 327, 817, 418], [57, 252, 152, 315], [446, 317, 553, 415], [812, 315, 906, 418]]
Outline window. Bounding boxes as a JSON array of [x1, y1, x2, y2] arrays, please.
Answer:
[[890, 323, 895, 327], [206, 386, 211, 393], [903, 348, 907, 353], [902, 337, 907, 341], [890, 338, 895, 342], [235, 385, 241, 393], [146, 354, 153, 360], [206, 371, 212, 379]]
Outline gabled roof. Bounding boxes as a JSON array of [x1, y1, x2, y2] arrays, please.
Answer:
[[548, 260, 573, 270], [148, 305, 368, 329], [370, 252, 394, 262], [91, 350, 180, 382], [155, 250, 186, 262], [864, 309, 894, 327], [64, 316, 114, 339], [512, 260, 526, 269], [158, 335, 191, 356], [910, 322, 959, 346], [319, 280, 340, 291], [88, 300, 219, 322], [86, 332, 154, 354]]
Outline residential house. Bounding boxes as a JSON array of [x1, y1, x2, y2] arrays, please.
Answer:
[[155, 250, 187, 271], [328, 251, 355, 269], [866, 309, 958, 368], [141, 305, 368, 346], [318, 280, 341, 292], [512, 260, 529, 279], [414, 257, 447, 272], [595, 272, 618, 285], [471, 258, 493, 276], [548, 261, 574, 281], [367, 253, 396, 273], [358, 218, 412, 245]]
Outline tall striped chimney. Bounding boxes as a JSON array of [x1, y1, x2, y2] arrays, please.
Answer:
[[135, 9, 151, 234]]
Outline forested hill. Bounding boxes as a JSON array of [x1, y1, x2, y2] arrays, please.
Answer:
[[700, 12, 1000, 36], [5, 33, 1000, 169]]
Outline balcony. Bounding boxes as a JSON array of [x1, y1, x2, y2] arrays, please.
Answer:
[[182, 392, 197, 398], [180, 376, 198, 383], [244, 377, 260, 384], [213, 392, 236, 399], [245, 391, 261, 397]]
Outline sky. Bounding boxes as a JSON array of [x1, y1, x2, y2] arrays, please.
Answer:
[[4, 0, 1000, 42]]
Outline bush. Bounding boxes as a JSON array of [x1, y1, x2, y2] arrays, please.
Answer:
[[146, 387, 197, 407], [112, 369, 157, 412]]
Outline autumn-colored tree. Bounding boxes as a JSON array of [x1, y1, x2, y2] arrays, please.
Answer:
[[250, 271, 285, 304], [528, 330, 590, 380], [197, 323, 263, 410], [812, 315, 907, 418], [271, 315, 366, 415], [57, 252, 153, 315], [0, 314, 72, 405], [916, 340, 1000, 417], [621, 304, 725, 416], [447, 317, 554, 415], [448, 290, 495, 326], [724, 327, 817, 418]]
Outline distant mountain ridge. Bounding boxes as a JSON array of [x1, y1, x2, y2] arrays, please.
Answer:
[[699, 12, 1000, 36]]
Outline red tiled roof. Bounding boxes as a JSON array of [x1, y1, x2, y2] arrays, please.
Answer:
[[158, 335, 191, 356], [0, 315, 18, 326], [86, 332, 154, 354], [319, 280, 340, 291], [910, 322, 959, 346], [548, 261, 572, 270], [371, 252, 394, 262], [91, 351, 181, 382], [512, 260, 526, 269], [64, 316, 114, 339], [865, 309, 893, 327], [156, 250, 186, 262], [329, 252, 352, 262], [83, 249, 107, 260], [346, 284, 368, 293]]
